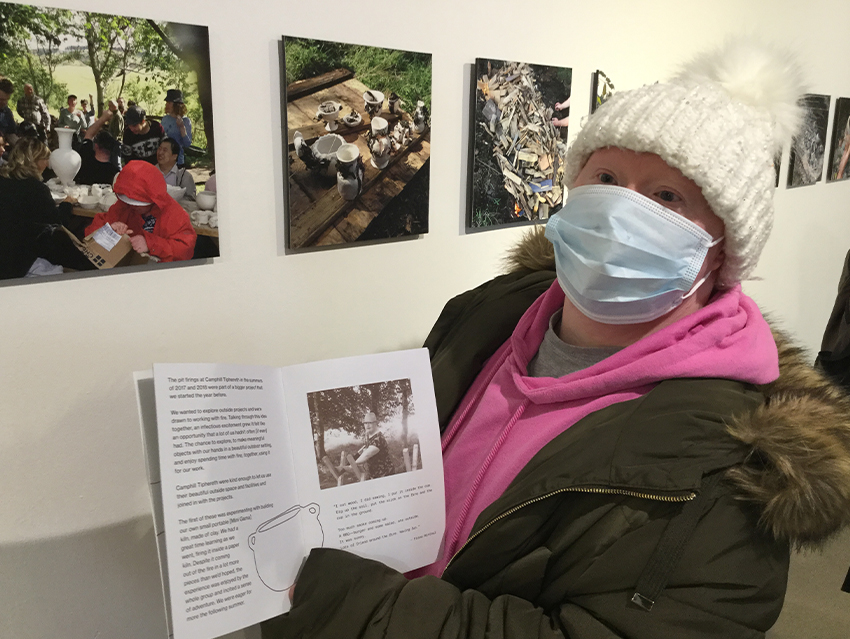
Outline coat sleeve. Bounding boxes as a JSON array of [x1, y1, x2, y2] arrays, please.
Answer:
[[143, 209, 196, 262], [261, 548, 570, 639], [85, 210, 112, 236]]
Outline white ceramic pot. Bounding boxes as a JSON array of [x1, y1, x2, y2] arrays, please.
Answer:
[[369, 135, 392, 170], [336, 143, 364, 201], [316, 101, 342, 132], [310, 133, 345, 177], [196, 191, 217, 211], [100, 193, 118, 211], [248, 503, 323, 592], [363, 89, 385, 118], [50, 129, 82, 186]]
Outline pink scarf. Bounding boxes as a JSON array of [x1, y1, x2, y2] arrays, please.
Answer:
[[412, 281, 778, 578]]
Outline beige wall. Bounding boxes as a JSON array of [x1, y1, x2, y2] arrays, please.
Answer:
[[2, 0, 849, 637]]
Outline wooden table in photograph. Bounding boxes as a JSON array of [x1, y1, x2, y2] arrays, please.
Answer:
[[286, 71, 431, 248], [71, 206, 219, 238]]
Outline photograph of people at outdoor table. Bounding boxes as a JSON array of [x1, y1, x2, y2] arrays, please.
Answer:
[[307, 379, 422, 490], [282, 36, 431, 250], [0, 3, 217, 282], [468, 57, 571, 230]]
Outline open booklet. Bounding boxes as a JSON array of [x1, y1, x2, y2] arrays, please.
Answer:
[[135, 348, 445, 639]]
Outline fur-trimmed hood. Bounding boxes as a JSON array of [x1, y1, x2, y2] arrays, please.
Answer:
[[505, 226, 850, 549]]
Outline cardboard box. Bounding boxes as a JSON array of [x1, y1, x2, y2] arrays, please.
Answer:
[[61, 225, 149, 269]]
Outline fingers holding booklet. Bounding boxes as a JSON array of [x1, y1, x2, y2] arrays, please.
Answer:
[[137, 349, 444, 639]]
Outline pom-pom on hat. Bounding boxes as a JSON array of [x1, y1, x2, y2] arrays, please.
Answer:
[[563, 38, 806, 286]]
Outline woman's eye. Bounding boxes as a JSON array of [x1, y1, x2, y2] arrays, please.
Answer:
[[657, 190, 679, 203], [598, 172, 616, 184]]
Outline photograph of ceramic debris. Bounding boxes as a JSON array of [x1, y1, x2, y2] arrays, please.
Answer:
[[827, 97, 850, 183], [468, 58, 571, 230], [589, 70, 615, 115], [0, 4, 218, 281], [307, 378, 421, 490], [787, 93, 830, 188], [282, 36, 431, 249]]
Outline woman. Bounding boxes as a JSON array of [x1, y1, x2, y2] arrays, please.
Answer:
[[264, 40, 850, 639], [161, 88, 192, 168], [0, 137, 83, 279], [354, 411, 395, 479]]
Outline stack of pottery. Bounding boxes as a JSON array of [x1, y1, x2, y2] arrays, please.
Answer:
[[413, 100, 429, 133], [336, 143, 364, 201], [388, 92, 403, 114], [368, 117, 392, 170]]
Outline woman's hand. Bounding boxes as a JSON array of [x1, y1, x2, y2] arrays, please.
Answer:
[[62, 195, 77, 204]]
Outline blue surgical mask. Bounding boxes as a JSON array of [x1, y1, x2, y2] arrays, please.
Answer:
[[544, 185, 724, 325]]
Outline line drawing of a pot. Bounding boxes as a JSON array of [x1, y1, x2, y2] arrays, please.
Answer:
[[248, 503, 324, 592]]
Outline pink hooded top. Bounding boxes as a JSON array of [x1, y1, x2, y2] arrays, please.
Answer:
[[413, 280, 779, 578]]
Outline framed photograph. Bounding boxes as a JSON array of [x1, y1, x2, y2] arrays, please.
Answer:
[[589, 70, 615, 114], [0, 3, 217, 283], [281, 36, 431, 250], [787, 93, 830, 188], [827, 97, 850, 183], [467, 58, 571, 230]]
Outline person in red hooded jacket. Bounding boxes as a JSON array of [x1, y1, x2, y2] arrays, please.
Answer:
[[86, 160, 196, 262]]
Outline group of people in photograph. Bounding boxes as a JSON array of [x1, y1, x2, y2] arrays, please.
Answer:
[[0, 76, 209, 279]]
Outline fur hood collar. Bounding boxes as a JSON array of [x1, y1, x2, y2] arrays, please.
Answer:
[[505, 227, 850, 549]]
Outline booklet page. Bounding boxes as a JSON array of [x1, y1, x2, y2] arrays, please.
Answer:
[[281, 348, 445, 572], [153, 364, 296, 639]]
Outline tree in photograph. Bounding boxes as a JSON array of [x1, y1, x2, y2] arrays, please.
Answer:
[[0, 5, 71, 107], [308, 385, 371, 463], [71, 12, 138, 116]]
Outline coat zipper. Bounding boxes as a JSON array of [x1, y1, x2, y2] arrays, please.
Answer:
[[441, 485, 697, 576]]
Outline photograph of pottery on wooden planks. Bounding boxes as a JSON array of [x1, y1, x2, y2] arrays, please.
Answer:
[[281, 36, 431, 249], [468, 58, 571, 230]]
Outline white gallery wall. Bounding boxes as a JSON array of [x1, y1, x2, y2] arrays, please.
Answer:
[[2, 0, 849, 637]]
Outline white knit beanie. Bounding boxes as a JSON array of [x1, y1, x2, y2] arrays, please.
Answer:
[[564, 39, 806, 286]]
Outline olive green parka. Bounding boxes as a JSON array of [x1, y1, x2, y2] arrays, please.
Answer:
[[264, 230, 850, 639]]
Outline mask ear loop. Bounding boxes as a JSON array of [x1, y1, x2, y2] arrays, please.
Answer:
[[682, 235, 725, 300]]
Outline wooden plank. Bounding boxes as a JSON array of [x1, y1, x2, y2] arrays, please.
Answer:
[[285, 68, 354, 101], [315, 225, 347, 246], [288, 128, 430, 248], [286, 180, 313, 223], [334, 208, 378, 242]]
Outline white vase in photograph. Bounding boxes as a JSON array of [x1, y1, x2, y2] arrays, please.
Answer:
[[336, 143, 364, 201], [50, 128, 82, 186]]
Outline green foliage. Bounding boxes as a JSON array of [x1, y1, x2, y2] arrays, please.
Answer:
[[0, 4, 72, 105], [284, 37, 432, 112]]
